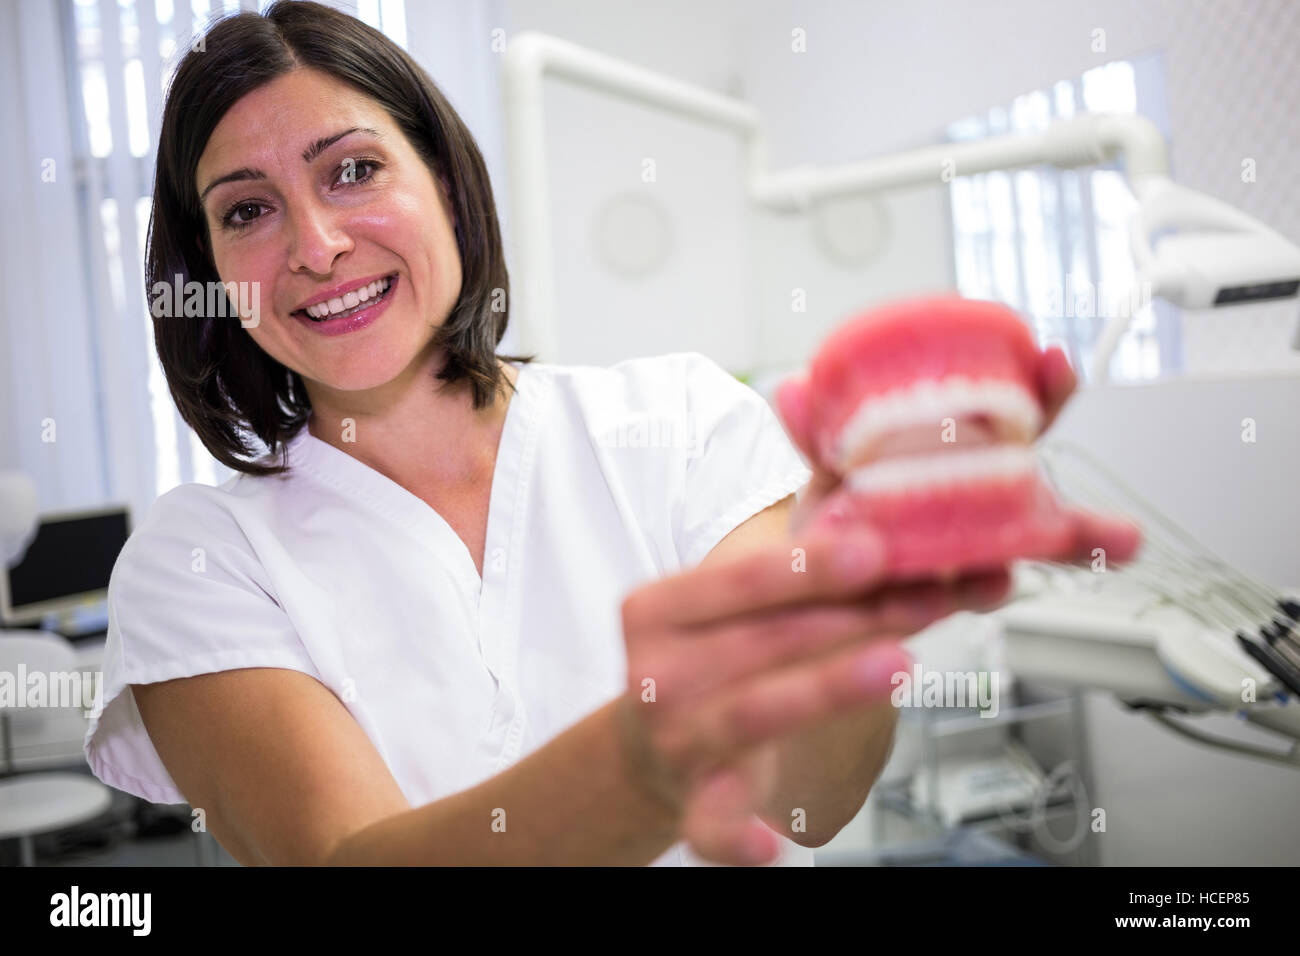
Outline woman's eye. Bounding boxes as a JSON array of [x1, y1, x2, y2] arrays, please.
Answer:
[[221, 202, 264, 230], [335, 159, 380, 187]]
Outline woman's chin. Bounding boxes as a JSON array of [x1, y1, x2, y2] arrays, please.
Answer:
[[306, 359, 417, 396]]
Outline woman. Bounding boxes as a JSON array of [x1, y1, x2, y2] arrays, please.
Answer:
[[86, 0, 1135, 867]]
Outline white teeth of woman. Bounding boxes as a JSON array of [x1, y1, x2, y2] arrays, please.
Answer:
[[305, 276, 391, 318]]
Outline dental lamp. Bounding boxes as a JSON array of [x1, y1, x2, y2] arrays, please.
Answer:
[[1090, 175, 1300, 383], [501, 31, 1300, 377]]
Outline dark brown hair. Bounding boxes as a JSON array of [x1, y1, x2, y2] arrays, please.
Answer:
[[147, 0, 534, 476]]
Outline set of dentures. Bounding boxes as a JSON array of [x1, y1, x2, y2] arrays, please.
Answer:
[[777, 296, 1076, 580]]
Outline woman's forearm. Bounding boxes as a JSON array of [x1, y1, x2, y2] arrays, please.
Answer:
[[328, 697, 681, 865]]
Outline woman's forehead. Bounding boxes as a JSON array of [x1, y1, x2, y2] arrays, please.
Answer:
[[200, 71, 387, 166]]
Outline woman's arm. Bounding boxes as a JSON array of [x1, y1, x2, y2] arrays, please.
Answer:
[[134, 668, 679, 866]]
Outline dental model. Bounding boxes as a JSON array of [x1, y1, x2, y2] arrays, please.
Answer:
[[777, 296, 1079, 580]]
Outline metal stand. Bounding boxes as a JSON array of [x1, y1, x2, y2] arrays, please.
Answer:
[[869, 683, 1097, 865]]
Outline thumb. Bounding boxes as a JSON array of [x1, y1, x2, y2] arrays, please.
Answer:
[[774, 374, 817, 465], [776, 373, 840, 483], [1037, 345, 1077, 433], [682, 766, 780, 866]]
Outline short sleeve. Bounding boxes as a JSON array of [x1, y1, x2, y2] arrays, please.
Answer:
[[673, 352, 813, 568], [84, 484, 322, 805]]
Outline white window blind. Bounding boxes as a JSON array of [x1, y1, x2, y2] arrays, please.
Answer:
[[946, 53, 1183, 384]]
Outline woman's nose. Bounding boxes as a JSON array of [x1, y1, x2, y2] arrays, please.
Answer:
[[285, 199, 354, 276]]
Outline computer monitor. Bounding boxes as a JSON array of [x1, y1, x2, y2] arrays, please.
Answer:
[[0, 505, 131, 629]]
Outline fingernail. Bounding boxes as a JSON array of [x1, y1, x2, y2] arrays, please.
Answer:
[[855, 646, 911, 694]]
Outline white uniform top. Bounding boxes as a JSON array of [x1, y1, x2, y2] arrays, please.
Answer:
[[84, 351, 815, 866]]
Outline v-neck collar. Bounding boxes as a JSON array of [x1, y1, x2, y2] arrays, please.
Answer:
[[285, 361, 539, 599]]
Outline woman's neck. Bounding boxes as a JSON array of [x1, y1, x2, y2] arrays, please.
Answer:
[[305, 349, 516, 493]]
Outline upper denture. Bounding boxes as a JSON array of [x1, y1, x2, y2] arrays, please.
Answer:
[[805, 297, 1046, 475]]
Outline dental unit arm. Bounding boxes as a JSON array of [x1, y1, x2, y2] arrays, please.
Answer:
[[502, 31, 1300, 373]]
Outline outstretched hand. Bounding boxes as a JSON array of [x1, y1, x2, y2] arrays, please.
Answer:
[[660, 346, 1141, 867]]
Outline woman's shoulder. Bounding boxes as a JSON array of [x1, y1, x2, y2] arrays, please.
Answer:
[[134, 476, 252, 529], [117, 479, 263, 580], [530, 350, 742, 412], [535, 349, 719, 380], [531, 351, 786, 479], [135, 427, 311, 526]]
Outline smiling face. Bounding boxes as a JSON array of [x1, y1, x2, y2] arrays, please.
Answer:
[[195, 67, 463, 400]]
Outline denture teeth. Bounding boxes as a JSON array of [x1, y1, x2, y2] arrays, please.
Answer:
[[845, 445, 1039, 495], [834, 376, 1042, 473]]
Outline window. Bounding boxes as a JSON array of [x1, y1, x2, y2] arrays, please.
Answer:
[[946, 54, 1182, 383], [65, 0, 401, 501]]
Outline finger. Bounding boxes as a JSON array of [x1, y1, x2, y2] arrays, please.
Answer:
[[776, 376, 843, 531], [671, 597, 936, 697], [714, 570, 1007, 666], [681, 768, 780, 866], [1064, 509, 1143, 565], [678, 640, 912, 767], [629, 528, 889, 630], [659, 575, 991, 701], [1037, 346, 1077, 433], [862, 569, 1015, 627]]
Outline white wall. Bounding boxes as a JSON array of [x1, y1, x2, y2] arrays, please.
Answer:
[[499, 0, 754, 371]]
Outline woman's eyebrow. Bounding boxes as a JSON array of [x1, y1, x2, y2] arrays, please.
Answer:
[[198, 127, 384, 205]]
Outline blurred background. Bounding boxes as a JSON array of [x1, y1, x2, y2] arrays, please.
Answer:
[[1, 0, 1298, 866]]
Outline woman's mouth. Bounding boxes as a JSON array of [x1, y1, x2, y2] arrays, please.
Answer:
[[294, 274, 397, 323]]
